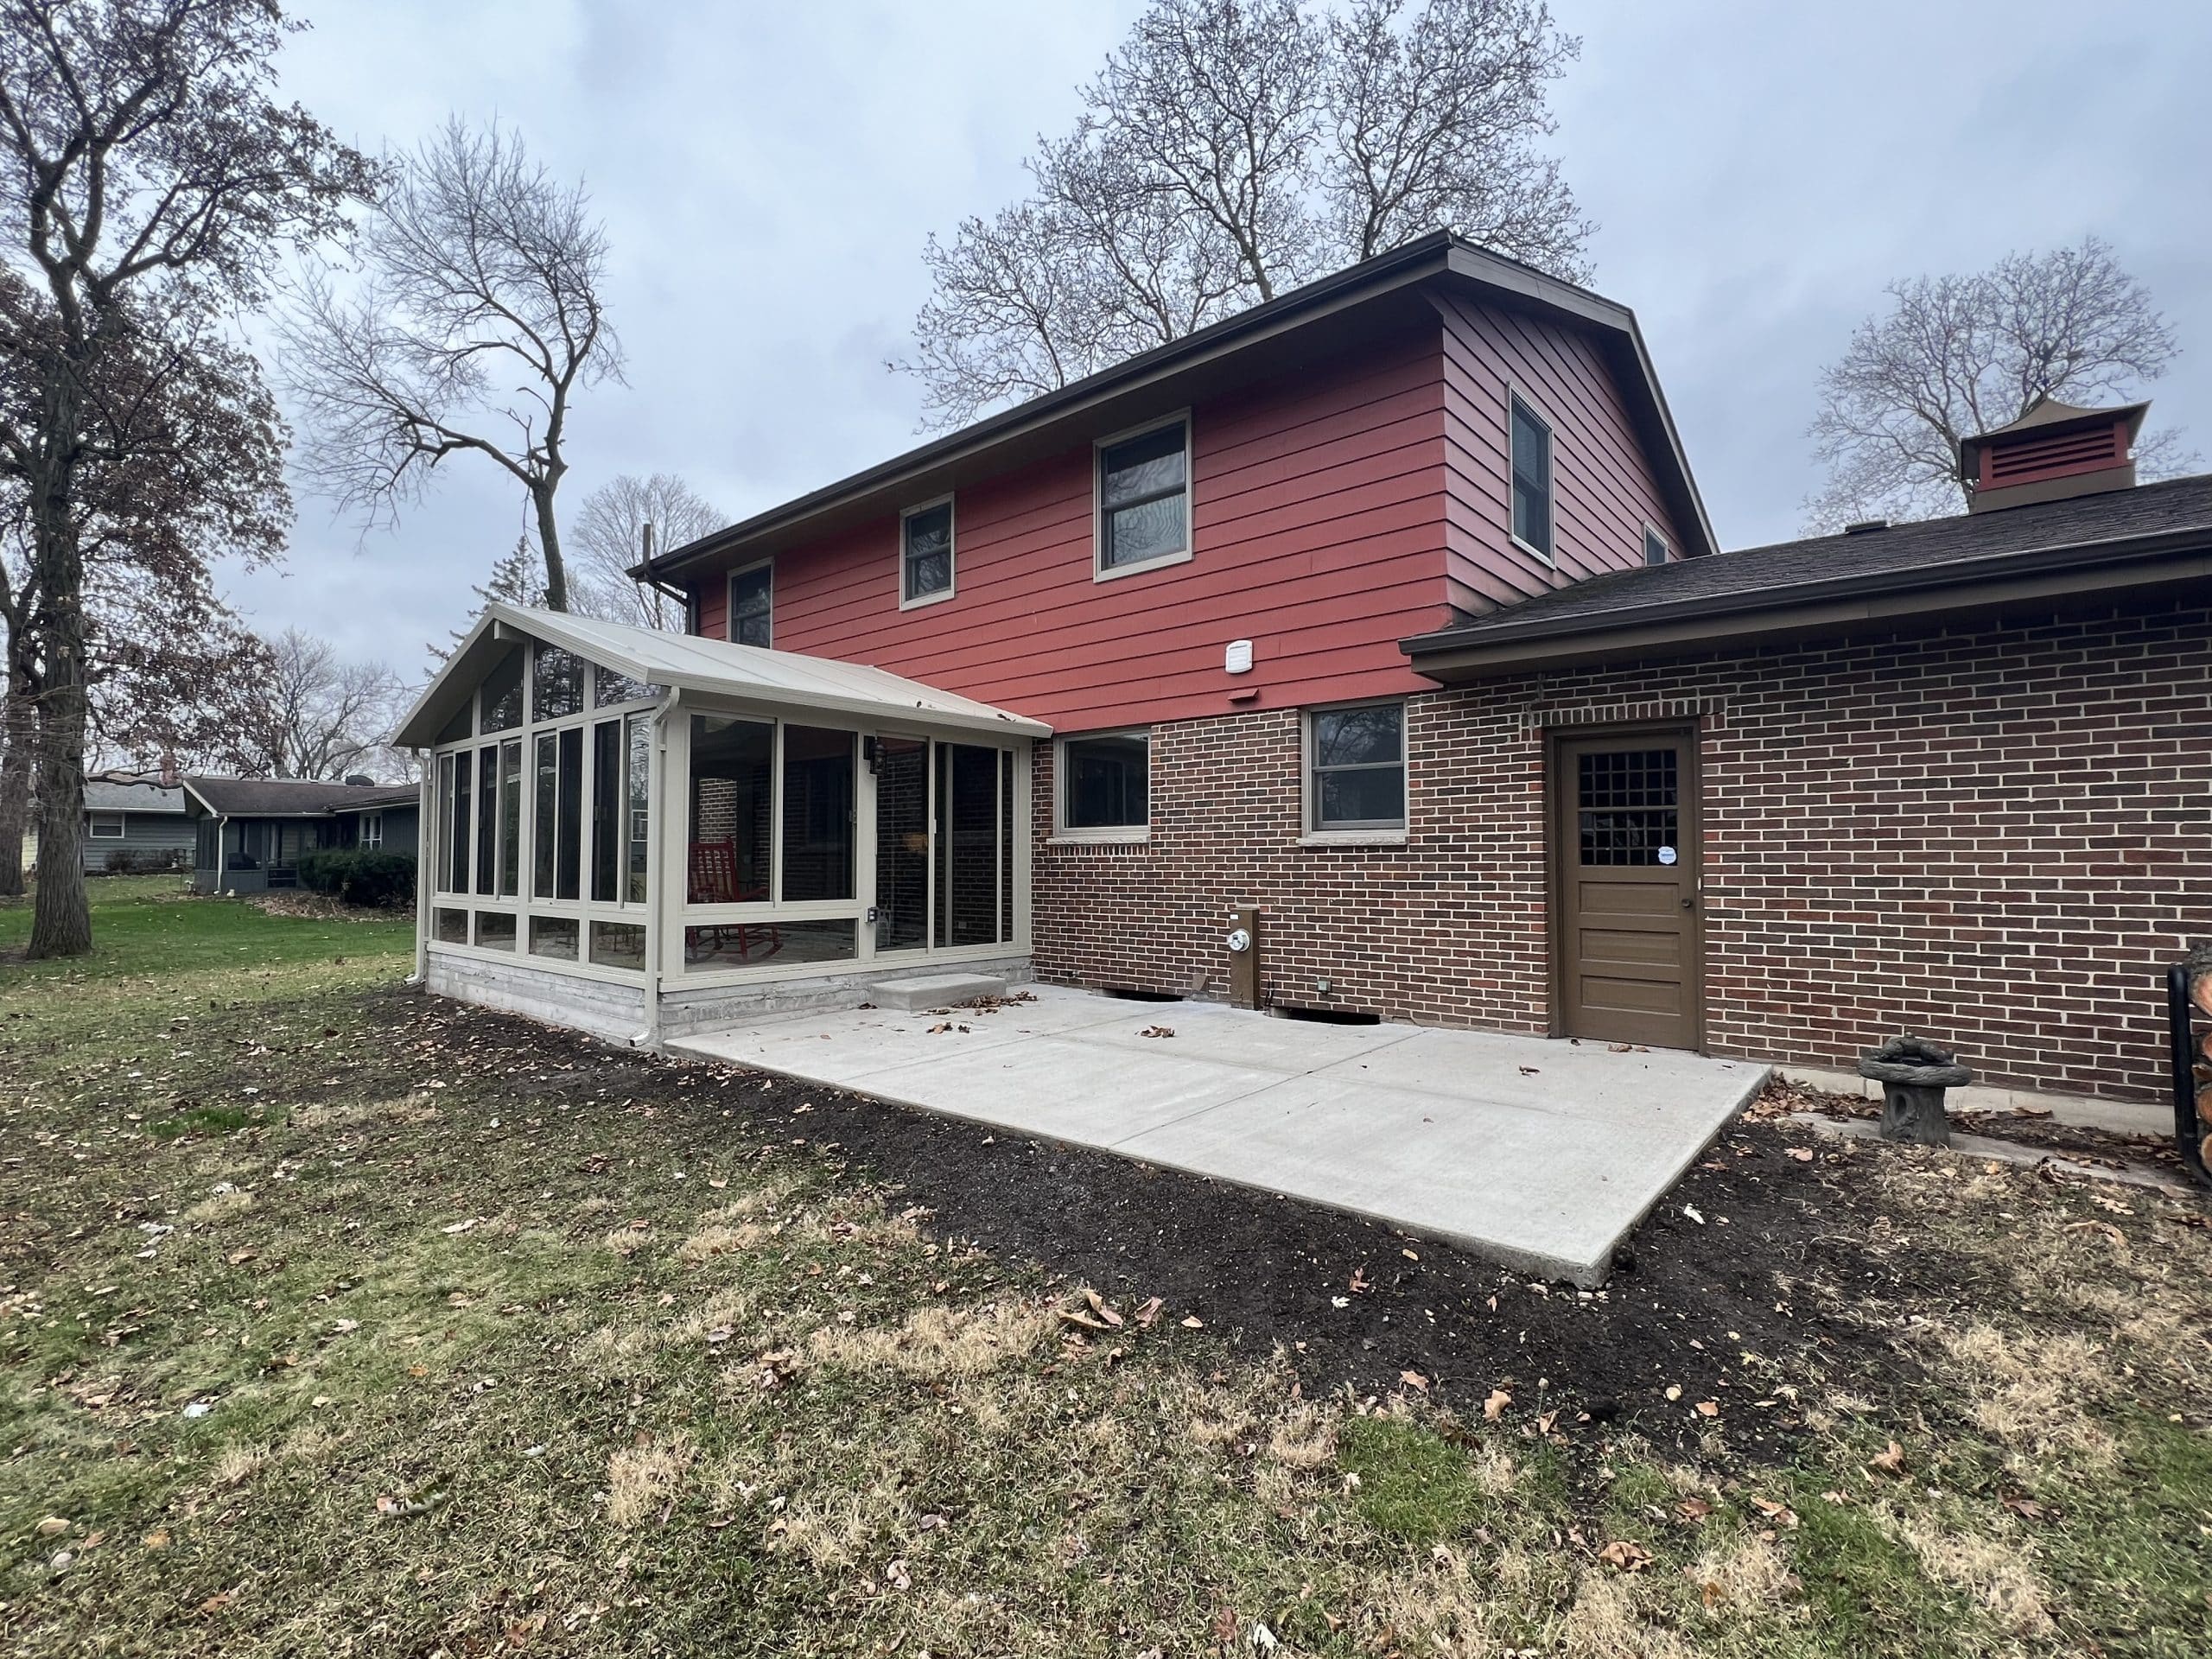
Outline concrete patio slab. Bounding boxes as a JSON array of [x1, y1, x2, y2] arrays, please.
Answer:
[[670, 987, 1770, 1283]]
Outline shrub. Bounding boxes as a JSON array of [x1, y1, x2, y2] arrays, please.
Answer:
[[101, 846, 188, 874], [297, 847, 416, 907]]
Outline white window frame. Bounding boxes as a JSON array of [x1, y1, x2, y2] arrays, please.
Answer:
[[727, 558, 773, 648], [1642, 522, 1670, 567], [1300, 698, 1409, 847], [1052, 728, 1151, 845], [899, 493, 957, 610], [423, 652, 660, 984], [88, 811, 125, 838], [361, 811, 383, 849], [1507, 388, 1554, 566], [1093, 411, 1193, 583]]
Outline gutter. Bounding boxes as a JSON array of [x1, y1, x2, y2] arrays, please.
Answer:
[[1402, 521, 2212, 672]]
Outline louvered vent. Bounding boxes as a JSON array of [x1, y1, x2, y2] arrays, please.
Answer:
[[1983, 423, 2124, 485]]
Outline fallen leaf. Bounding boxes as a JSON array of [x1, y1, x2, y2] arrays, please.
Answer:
[[1675, 1497, 1713, 1521], [1694, 1400, 1719, 1417], [1132, 1296, 1163, 1328], [1785, 1147, 1815, 1162], [1598, 1539, 1652, 1571], [1750, 1497, 1798, 1528], [1869, 1440, 1906, 1475], [1664, 1384, 1683, 1402], [1399, 1370, 1429, 1394], [1179, 1315, 1205, 1329], [1681, 1205, 1706, 1224], [884, 1557, 911, 1591], [1483, 1388, 1511, 1421]]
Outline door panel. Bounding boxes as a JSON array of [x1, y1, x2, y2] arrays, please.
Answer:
[[1555, 734, 1700, 1049]]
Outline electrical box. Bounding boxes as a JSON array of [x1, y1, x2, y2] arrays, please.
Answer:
[[1228, 905, 1262, 1009]]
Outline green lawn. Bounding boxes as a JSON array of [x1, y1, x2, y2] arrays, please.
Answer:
[[1, 880, 2207, 1656]]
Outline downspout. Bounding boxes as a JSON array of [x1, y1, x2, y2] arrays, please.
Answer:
[[408, 755, 430, 986], [636, 687, 681, 1049]]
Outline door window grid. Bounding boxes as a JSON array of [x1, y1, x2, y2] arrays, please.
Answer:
[[1577, 749, 1678, 865]]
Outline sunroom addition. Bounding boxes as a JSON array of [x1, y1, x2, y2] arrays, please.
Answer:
[[393, 604, 1049, 1044]]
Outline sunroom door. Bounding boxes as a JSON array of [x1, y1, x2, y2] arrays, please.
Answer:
[[872, 737, 1014, 954]]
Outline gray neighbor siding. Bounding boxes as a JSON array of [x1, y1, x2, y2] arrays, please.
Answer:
[[185, 779, 421, 893], [81, 782, 194, 874]]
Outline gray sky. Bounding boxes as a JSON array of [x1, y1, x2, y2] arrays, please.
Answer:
[[233, 0, 2212, 669]]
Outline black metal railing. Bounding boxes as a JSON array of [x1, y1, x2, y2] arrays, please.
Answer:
[[2169, 958, 2211, 1192]]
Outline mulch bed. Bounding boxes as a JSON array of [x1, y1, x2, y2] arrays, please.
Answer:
[[288, 988, 2044, 1465]]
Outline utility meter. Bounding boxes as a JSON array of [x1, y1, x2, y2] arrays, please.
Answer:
[[1225, 927, 1252, 954]]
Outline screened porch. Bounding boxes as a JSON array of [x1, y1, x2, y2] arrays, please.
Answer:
[[393, 605, 1048, 1042]]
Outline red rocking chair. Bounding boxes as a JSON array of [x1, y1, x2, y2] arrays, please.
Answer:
[[687, 838, 782, 963]]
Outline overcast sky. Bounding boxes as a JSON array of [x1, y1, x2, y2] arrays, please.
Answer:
[[232, 0, 2212, 670]]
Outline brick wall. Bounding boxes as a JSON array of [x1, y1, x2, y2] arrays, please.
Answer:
[[1030, 594, 2212, 1101]]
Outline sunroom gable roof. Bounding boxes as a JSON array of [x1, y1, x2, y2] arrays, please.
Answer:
[[394, 603, 1052, 748]]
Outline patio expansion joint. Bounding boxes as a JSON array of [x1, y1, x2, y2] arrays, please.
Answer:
[[1097, 1024, 1428, 1151]]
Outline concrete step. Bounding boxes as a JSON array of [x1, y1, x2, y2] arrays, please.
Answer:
[[866, 972, 1008, 1012]]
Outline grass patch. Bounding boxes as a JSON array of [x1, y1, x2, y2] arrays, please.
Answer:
[[3, 876, 2209, 1656]]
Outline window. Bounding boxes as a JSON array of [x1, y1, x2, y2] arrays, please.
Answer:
[[533, 644, 583, 720], [1643, 524, 1669, 567], [591, 719, 624, 902], [481, 645, 524, 732], [1096, 416, 1191, 577], [361, 811, 383, 849], [900, 498, 955, 607], [592, 660, 650, 708], [1058, 733, 1148, 837], [1510, 394, 1553, 560], [1308, 702, 1407, 835], [728, 563, 772, 648], [688, 715, 774, 902], [533, 728, 582, 900], [626, 713, 652, 904], [88, 812, 125, 838]]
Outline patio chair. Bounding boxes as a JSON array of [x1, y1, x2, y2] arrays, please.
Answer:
[[686, 837, 781, 963]]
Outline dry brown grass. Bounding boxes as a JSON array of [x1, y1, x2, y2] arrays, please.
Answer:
[[1688, 1534, 1802, 1619], [1900, 1515, 2057, 1639], [1935, 1323, 2118, 1465], [1265, 1402, 1338, 1469], [602, 1222, 652, 1257], [181, 1187, 253, 1224], [606, 1433, 694, 1529], [804, 1299, 1054, 1379], [293, 1094, 441, 1129]]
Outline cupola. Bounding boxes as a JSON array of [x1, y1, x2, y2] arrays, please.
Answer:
[[1959, 397, 2148, 513]]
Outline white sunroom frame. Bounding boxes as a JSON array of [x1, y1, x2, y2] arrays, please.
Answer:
[[394, 603, 1049, 1044]]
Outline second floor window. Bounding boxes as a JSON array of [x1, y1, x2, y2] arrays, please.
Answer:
[[1097, 416, 1191, 577], [1643, 524, 1669, 566], [728, 563, 772, 648], [902, 498, 954, 606], [1510, 393, 1553, 560]]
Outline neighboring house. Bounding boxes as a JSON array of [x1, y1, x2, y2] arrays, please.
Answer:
[[398, 232, 2210, 1104], [80, 775, 196, 873], [181, 777, 420, 893]]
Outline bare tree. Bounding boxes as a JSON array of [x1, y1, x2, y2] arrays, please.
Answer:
[[1808, 237, 2190, 528], [0, 3, 365, 954], [896, 0, 1586, 426], [238, 627, 406, 782], [278, 117, 622, 612], [571, 473, 722, 629]]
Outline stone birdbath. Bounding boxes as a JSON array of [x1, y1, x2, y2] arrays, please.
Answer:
[[1858, 1034, 1973, 1147]]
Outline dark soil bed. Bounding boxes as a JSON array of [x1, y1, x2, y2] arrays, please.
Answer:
[[215, 986, 2063, 1465]]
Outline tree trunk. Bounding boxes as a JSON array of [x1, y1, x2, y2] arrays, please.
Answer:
[[0, 674, 32, 899], [25, 348, 92, 957], [534, 480, 569, 613]]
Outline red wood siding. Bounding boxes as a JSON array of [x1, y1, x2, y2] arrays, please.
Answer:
[[1437, 290, 1683, 613], [691, 327, 1454, 732]]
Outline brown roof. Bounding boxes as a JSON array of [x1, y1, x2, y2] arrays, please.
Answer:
[[182, 778, 415, 817], [1402, 473, 2212, 665]]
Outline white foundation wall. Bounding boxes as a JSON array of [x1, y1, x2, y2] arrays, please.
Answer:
[[425, 948, 1036, 1048], [427, 950, 651, 1045]]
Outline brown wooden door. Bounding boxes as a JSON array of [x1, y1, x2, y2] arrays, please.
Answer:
[[1555, 733, 1700, 1049]]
